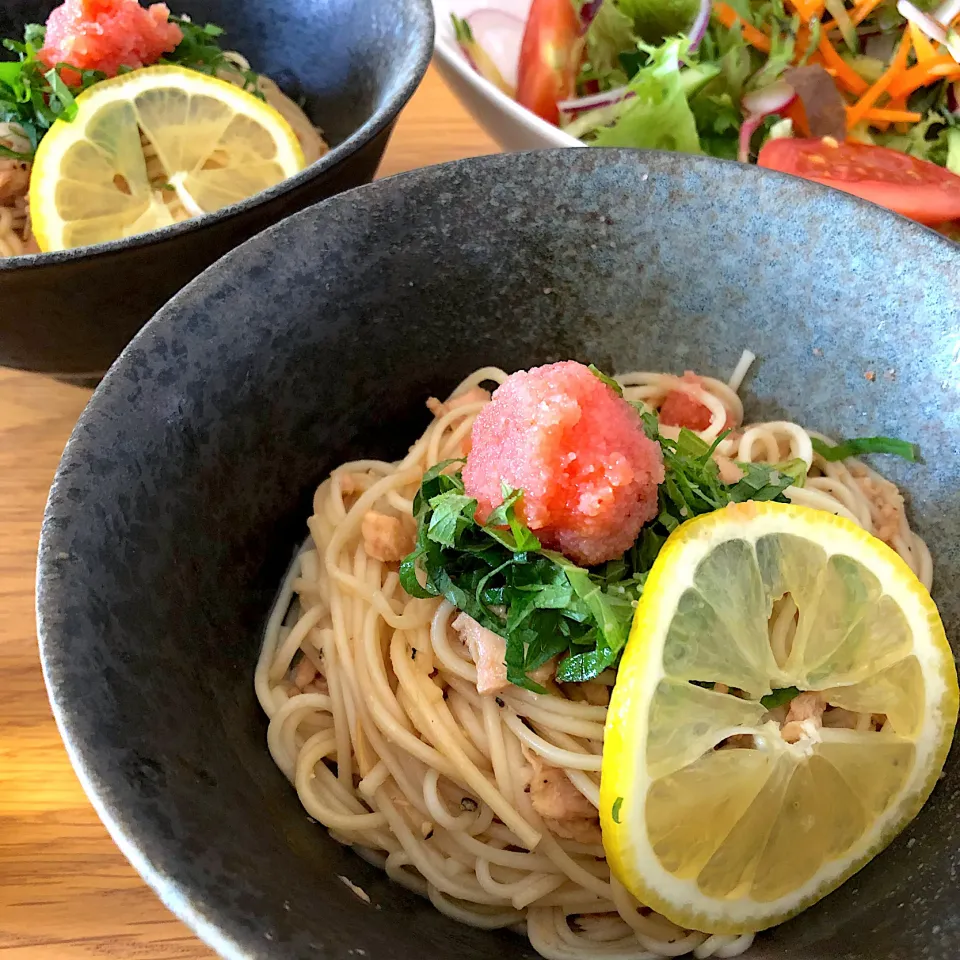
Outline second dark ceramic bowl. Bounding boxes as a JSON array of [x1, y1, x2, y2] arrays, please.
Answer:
[[0, 0, 433, 377], [38, 151, 960, 959]]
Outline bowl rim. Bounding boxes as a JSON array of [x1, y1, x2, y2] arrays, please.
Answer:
[[36, 149, 959, 960], [0, 0, 435, 272], [430, 0, 581, 148]]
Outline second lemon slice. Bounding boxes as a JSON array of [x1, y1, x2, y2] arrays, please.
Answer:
[[600, 501, 957, 936], [30, 65, 305, 252]]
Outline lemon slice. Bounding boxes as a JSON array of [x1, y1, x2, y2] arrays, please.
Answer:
[[30, 65, 305, 251], [600, 501, 957, 935]]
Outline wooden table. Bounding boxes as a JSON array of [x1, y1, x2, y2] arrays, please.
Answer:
[[0, 66, 497, 960]]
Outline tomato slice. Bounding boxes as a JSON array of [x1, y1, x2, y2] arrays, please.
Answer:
[[516, 0, 582, 125], [758, 138, 960, 226]]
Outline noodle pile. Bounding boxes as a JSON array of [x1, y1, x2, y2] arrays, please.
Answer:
[[0, 123, 38, 257], [0, 63, 326, 261], [256, 361, 930, 960]]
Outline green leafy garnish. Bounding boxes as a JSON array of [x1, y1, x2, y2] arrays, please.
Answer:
[[640, 412, 796, 535], [582, 0, 638, 90], [44, 66, 78, 121], [760, 686, 801, 709], [612, 796, 625, 823], [581, 38, 708, 154], [588, 364, 624, 396], [401, 413, 801, 690], [163, 18, 262, 96], [811, 436, 920, 463]]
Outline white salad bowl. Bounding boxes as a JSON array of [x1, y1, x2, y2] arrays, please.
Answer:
[[431, 0, 582, 150]]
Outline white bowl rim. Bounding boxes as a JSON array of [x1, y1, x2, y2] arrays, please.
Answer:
[[431, 4, 581, 149]]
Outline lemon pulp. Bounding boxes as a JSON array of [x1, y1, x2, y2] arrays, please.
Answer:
[[30, 65, 305, 251], [601, 501, 958, 934]]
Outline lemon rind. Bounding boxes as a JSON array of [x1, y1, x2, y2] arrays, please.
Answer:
[[600, 501, 959, 934], [30, 65, 305, 252]]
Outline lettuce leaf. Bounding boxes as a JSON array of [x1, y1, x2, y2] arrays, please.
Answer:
[[618, 0, 703, 42], [870, 111, 959, 170], [687, 22, 754, 159], [585, 38, 705, 153], [582, 0, 639, 90]]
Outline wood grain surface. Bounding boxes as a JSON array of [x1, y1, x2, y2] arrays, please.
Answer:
[[0, 66, 497, 959]]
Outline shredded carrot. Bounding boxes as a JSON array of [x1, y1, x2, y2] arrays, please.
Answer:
[[713, 2, 772, 52], [785, 99, 812, 136], [858, 107, 924, 122], [908, 21, 938, 63], [788, 0, 821, 20], [845, 35, 912, 130], [817, 32, 870, 94], [851, 0, 886, 24], [888, 55, 960, 97]]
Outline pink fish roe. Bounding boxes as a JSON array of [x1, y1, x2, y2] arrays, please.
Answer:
[[659, 371, 714, 432], [463, 361, 664, 566], [39, 0, 183, 80]]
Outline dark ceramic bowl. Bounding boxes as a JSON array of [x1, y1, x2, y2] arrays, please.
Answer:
[[38, 151, 960, 960], [0, 0, 432, 377]]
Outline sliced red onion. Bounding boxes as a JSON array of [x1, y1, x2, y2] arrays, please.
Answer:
[[465, 8, 525, 89], [558, 85, 633, 117], [738, 115, 768, 163], [898, 0, 949, 43], [934, 0, 960, 26], [739, 82, 796, 163], [742, 81, 797, 117], [581, 0, 604, 32], [688, 0, 712, 52], [949, 78, 960, 112]]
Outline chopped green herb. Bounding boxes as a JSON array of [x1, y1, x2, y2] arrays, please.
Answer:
[[588, 364, 624, 396], [164, 17, 263, 97], [639, 412, 796, 537], [612, 796, 624, 824], [760, 686, 801, 709], [811, 436, 920, 463], [44, 66, 78, 122]]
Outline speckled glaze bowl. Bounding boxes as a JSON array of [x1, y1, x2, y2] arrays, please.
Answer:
[[38, 151, 960, 960], [0, 0, 432, 377]]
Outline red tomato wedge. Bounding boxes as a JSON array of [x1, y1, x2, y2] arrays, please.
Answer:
[[516, 0, 582, 125], [758, 138, 960, 226]]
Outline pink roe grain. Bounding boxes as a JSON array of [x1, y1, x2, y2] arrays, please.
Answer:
[[463, 361, 664, 566]]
